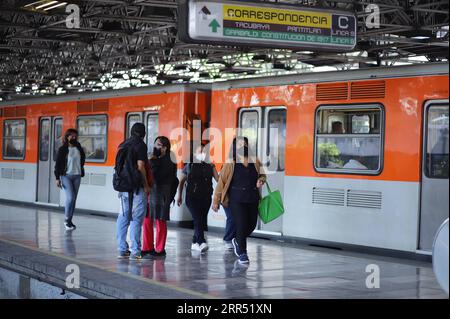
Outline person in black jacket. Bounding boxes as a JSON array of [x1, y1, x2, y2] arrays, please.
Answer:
[[177, 143, 219, 253], [148, 136, 177, 257], [55, 128, 86, 231]]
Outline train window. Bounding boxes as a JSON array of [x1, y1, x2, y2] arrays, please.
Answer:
[[3, 119, 26, 160], [425, 104, 449, 179], [39, 119, 50, 161], [352, 115, 370, 133], [147, 114, 159, 150], [239, 110, 259, 156], [267, 109, 286, 171], [53, 119, 63, 161], [77, 115, 107, 162], [126, 114, 142, 139], [315, 105, 383, 174]]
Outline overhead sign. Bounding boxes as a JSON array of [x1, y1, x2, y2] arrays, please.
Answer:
[[179, 0, 357, 51]]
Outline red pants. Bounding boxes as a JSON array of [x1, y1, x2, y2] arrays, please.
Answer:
[[142, 216, 167, 253]]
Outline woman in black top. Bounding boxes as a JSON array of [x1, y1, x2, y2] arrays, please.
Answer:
[[212, 137, 266, 265], [54, 128, 86, 231], [148, 136, 177, 257], [177, 143, 219, 253]]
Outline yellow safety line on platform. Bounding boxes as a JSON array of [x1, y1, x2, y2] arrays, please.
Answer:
[[0, 237, 217, 299]]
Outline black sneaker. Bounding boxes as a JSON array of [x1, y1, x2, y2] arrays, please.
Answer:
[[238, 253, 250, 264], [142, 250, 155, 256], [151, 249, 166, 257], [117, 250, 131, 259], [142, 253, 153, 260], [64, 221, 76, 231]]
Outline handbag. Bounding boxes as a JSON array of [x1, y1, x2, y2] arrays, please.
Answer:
[[258, 182, 285, 224]]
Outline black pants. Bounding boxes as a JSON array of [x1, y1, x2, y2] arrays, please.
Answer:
[[229, 201, 259, 254], [186, 195, 211, 244]]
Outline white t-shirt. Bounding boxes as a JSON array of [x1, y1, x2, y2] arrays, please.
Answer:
[[66, 147, 81, 175]]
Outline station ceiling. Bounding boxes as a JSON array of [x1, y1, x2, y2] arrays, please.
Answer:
[[0, 0, 448, 100]]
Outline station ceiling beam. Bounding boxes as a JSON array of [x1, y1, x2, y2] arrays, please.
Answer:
[[0, 0, 448, 100]]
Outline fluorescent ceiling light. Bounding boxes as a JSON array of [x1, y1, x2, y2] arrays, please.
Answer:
[[35, 1, 58, 9], [43, 2, 67, 10], [24, 1, 47, 8]]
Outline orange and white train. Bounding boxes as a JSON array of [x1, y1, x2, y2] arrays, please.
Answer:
[[0, 63, 448, 256]]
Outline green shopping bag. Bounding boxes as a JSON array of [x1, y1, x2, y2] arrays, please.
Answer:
[[258, 182, 285, 224]]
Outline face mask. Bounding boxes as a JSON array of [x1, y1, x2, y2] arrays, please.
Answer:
[[153, 147, 162, 157], [237, 146, 249, 157], [195, 153, 206, 162], [69, 139, 77, 145]]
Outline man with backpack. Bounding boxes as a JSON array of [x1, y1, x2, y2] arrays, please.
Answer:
[[114, 123, 150, 261]]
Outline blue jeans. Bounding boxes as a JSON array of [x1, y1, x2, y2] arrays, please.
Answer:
[[117, 189, 147, 255], [61, 175, 81, 222], [223, 206, 236, 242]]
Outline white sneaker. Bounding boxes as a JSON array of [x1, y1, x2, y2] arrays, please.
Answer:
[[224, 241, 234, 250], [191, 243, 201, 251], [199, 243, 209, 252]]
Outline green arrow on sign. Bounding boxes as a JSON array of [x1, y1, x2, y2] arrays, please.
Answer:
[[209, 19, 220, 33]]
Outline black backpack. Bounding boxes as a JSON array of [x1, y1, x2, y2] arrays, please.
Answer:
[[186, 163, 213, 199], [113, 139, 143, 219], [113, 139, 142, 193]]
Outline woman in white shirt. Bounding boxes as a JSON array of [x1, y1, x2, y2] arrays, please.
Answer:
[[55, 129, 86, 231]]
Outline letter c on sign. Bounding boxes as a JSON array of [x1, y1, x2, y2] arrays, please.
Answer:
[[338, 16, 349, 29]]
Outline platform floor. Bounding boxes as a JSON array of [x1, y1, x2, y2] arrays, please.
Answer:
[[0, 203, 447, 299]]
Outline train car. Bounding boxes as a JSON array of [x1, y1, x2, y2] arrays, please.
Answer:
[[208, 62, 449, 255], [0, 63, 448, 256], [0, 84, 210, 222]]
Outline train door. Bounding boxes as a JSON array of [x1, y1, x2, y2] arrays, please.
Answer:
[[419, 100, 449, 251], [146, 113, 159, 150], [238, 106, 287, 235], [126, 112, 159, 150], [37, 117, 63, 204]]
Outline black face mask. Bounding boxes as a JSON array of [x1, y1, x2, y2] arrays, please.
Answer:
[[69, 139, 77, 145], [153, 147, 162, 157]]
